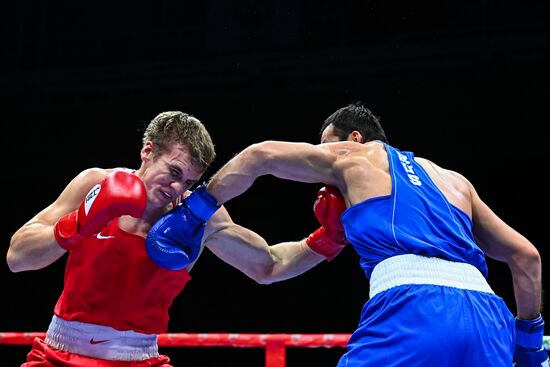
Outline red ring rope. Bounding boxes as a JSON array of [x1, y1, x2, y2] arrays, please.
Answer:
[[0, 332, 351, 347], [0, 332, 351, 367]]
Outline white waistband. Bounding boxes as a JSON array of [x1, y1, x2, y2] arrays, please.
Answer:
[[369, 254, 494, 298], [45, 315, 159, 361]]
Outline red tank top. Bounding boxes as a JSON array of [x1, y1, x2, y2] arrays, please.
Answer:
[[54, 218, 191, 334]]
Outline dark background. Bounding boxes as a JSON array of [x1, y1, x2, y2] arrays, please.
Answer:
[[2, 1, 549, 366]]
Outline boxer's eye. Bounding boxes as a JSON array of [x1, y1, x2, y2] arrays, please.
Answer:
[[169, 167, 182, 180]]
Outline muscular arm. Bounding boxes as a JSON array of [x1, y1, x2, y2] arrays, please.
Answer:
[[7, 168, 106, 272], [207, 141, 344, 204], [470, 185, 542, 319], [202, 206, 324, 284]]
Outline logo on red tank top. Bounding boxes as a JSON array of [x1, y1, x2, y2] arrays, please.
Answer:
[[96, 232, 116, 240]]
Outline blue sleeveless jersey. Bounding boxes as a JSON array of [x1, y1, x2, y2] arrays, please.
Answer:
[[341, 143, 488, 279]]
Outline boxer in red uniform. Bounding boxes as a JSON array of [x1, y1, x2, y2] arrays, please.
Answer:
[[8, 111, 348, 366]]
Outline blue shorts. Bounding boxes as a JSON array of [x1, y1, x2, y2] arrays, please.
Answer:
[[337, 284, 515, 366]]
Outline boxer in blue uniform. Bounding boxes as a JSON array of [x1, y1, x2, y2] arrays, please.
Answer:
[[204, 102, 548, 367]]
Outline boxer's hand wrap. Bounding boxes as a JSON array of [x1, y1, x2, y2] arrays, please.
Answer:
[[306, 186, 348, 261], [54, 170, 147, 251], [514, 315, 550, 367], [146, 184, 221, 270]]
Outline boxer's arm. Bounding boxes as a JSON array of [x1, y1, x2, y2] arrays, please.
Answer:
[[470, 182, 542, 320], [207, 141, 345, 205], [7, 168, 107, 272], [472, 195, 548, 366], [203, 207, 324, 284]]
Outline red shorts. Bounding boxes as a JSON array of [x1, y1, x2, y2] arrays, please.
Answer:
[[22, 338, 173, 367]]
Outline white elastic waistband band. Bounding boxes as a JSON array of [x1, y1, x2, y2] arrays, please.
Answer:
[[45, 315, 159, 361], [369, 254, 494, 298]]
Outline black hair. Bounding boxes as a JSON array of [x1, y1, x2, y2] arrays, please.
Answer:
[[320, 102, 388, 143]]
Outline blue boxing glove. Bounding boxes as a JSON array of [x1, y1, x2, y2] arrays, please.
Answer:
[[514, 315, 550, 367], [146, 183, 220, 270]]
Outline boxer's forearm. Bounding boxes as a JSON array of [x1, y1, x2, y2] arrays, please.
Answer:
[[205, 223, 323, 284], [264, 240, 325, 283], [508, 253, 542, 320]]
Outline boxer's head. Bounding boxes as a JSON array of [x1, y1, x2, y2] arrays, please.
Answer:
[[139, 111, 216, 207], [143, 111, 216, 172], [320, 102, 388, 144]]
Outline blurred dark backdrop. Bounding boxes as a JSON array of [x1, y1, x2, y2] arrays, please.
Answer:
[[2, 1, 549, 366]]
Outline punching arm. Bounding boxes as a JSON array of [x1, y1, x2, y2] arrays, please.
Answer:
[[203, 206, 324, 284], [207, 141, 341, 205], [203, 186, 347, 283]]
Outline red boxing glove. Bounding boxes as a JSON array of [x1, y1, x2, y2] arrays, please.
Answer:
[[54, 170, 147, 250], [306, 186, 348, 261]]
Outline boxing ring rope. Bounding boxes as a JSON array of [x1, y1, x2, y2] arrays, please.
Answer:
[[2, 332, 548, 366], [0, 332, 351, 367]]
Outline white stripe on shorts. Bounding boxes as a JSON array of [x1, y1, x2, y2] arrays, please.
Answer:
[[45, 315, 159, 361], [369, 254, 494, 298]]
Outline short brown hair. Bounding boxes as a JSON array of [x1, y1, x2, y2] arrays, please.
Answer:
[[143, 111, 216, 171]]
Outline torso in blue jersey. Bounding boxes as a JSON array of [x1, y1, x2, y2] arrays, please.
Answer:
[[340, 143, 488, 279]]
